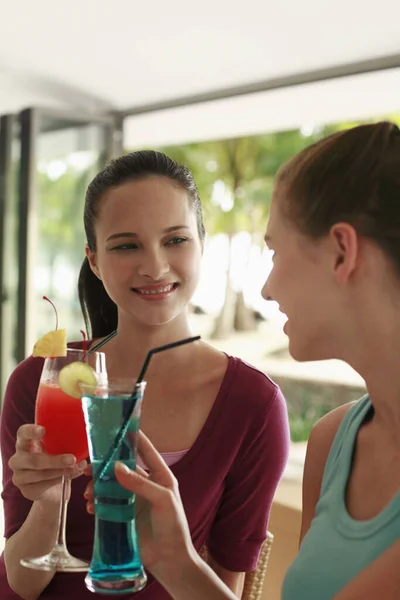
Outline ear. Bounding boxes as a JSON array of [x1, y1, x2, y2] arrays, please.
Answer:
[[329, 223, 359, 284], [85, 245, 102, 280]]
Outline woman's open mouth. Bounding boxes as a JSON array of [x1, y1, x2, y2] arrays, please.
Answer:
[[131, 283, 179, 301]]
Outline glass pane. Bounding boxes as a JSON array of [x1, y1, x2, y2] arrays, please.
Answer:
[[27, 118, 107, 350], [1, 118, 20, 392]]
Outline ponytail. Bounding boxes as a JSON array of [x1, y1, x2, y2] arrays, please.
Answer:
[[78, 257, 118, 339]]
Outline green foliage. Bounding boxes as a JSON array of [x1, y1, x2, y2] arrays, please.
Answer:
[[34, 159, 101, 339], [37, 155, 102, 266], [157, 127, 335, 245], [288, 401, 331, 442], [37, 168, 86, 261]]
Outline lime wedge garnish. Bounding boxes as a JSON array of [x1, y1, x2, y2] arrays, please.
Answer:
[[59, 362, 97, 399]]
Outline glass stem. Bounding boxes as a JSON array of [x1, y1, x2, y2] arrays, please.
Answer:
[[55, 475, 70, 549]]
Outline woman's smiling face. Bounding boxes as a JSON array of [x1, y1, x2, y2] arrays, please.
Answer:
[[86, 176, 203, 327]]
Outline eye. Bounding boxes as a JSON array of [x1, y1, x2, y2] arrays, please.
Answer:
[[111, 243, 139, 251], [166, 237, 188, 246]]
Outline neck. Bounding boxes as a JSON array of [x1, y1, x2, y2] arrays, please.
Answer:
[[344, 311, 400, 439], [106, 312, 196, 376]]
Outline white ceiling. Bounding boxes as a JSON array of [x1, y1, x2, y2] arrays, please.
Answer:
[[0, 0, 399, 117]]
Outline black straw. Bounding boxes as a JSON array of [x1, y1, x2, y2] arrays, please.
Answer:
[[96, 335, 201, 482], [136, 335, 200, 385]]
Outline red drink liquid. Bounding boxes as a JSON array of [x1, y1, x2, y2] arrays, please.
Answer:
[[36, 383, 89, 462]]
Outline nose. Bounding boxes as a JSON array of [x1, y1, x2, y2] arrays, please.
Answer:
[[261, 278, 273, 301], [138, 249, 170, 280]]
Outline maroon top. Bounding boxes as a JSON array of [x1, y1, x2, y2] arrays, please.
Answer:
[[0, 344, 290, 599]]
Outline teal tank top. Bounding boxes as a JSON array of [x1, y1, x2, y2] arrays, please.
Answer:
[[282, 396, 400, 600]]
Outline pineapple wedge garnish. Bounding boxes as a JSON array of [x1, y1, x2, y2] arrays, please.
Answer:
[[32, 328, 67, 358]]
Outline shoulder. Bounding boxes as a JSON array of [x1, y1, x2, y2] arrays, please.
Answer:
[[199, 344, 281, 409], [225, 356, 287, 420], [216, 361, 289, 520], [223, 357, 290, 460], [300, 399, 361, 542], [1, 355, 44, 431], [1, 356, 43, 459], [306, 399, 362, 465], [5, 355, 44, 398], [228, 356, 281, 399]]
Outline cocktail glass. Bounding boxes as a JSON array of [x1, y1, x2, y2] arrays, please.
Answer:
[[81, 379, 147, 595], [21, 348, 107, 572]]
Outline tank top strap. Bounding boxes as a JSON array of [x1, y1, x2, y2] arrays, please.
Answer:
[[319, 395, 371, 497]]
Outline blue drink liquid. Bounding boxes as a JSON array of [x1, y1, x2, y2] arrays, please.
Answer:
[[83, 388, 147, 595]]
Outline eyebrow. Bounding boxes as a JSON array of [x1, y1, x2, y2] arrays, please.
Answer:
[[106, 225, 190, 242]]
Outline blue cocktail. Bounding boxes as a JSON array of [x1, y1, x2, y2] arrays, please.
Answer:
[[81, 379, 147, 595]]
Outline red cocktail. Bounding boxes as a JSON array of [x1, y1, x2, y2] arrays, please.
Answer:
[[21, 347, 107, 573], [36, 383, 89, 463]]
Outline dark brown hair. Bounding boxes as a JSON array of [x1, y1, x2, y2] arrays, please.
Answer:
[[78, 150, 205, 338], [276, 121, 400, 273]]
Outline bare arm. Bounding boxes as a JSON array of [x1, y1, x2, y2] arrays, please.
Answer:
[[207, 555, 245, 598], [300, 402, 355, 545], [5, 425, 85, 600], [159, 554, 237, 600], [333, 540, 400, 600], [4, 498, 60, 600]]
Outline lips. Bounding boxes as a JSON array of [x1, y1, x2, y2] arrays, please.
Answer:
[[131, 283, 178, 299], [134, 284, 175, 295]]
